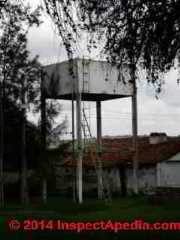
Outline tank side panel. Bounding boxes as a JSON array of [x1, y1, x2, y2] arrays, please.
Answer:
[[78, 60, 133, 95], [43, 61, 77, 98]]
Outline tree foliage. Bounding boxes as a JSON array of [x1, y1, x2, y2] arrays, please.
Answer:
[[0, 1, 42, 107], [1, 1, 66, 140], [44, 0, 80, 58], [4, 97, 41, 170], [38, 98, 67, 146], [0, 1, 68, 203], [43, 0, 180, 92]]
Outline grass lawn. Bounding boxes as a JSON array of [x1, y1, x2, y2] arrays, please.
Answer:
[[0, 196, 180, 239]]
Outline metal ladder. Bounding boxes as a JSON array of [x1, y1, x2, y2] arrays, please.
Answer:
[[81, 108, 92, 141], [81, 58, 111, 202], [81, 58, 92, 148]]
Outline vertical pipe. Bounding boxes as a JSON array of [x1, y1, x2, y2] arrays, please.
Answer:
[[72, 99, 76, 201], [76, 61, 83, 204], [71, 74, 76, 202], [96, 101, 103, 199]]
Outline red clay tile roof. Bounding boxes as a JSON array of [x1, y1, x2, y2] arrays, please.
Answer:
[[62, 137, 180, 168]]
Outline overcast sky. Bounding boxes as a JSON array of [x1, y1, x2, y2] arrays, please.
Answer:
[[27, 0, 180, 138]]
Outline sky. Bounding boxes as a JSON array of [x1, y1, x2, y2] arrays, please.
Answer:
[[26, 0, 180, 138]]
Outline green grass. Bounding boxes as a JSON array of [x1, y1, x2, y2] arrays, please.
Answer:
[[1, 196, 180, 239]]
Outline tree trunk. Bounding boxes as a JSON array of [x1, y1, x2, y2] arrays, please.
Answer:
[[42, 178, 47, 204], [0, 79, 4, 207], [21, 80, 28, 205], [41, 71, 47, 205]]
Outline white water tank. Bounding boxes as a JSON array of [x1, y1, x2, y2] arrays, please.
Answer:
[[43, 58, 133, 101]]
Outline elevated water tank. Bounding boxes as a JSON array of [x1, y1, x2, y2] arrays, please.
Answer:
[[43, 58, 133, 101]]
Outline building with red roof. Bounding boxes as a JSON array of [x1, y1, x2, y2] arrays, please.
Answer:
[[54, 134, 180, 196]]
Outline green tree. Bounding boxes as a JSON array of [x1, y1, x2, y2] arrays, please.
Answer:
[[39, 71, 67, 204], [0, 0, 41, 205]]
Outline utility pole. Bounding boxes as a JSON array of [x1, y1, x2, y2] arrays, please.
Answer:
[[131, 66, 138, 194], [96, 101, 103, 199]]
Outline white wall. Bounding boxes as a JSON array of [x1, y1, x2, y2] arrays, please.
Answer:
[[55, 166, 157, 194], [157, 161, 180, 187], [126, 167, 157, 193]]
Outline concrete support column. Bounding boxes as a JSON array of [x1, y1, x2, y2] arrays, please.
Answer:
[[76, 69, 83, 204], [96, 101, 103, 199], [132, 80, 138, 194]]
